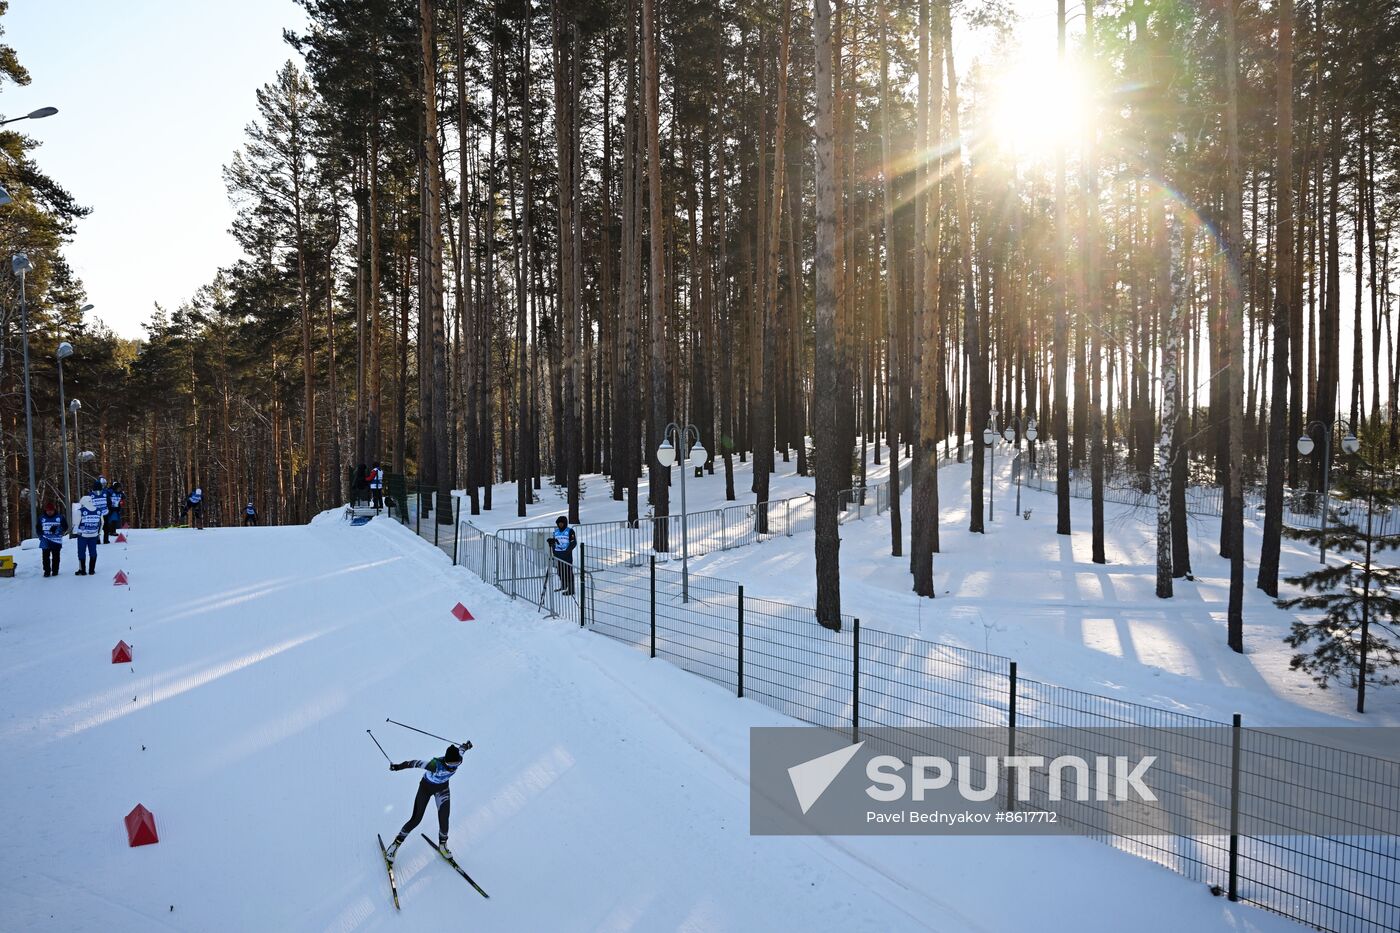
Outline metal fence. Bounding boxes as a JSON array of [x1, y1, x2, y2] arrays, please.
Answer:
[[491, 492, 818, 570], [392, 486, 1400, 933], [1023, 449, 1400, 537], [837, 443, 946, 522]]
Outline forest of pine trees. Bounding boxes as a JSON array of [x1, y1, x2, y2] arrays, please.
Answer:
[[3, 0, 1399, 644]]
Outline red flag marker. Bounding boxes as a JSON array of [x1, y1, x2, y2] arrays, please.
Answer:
[[113, 570, 130, 586], [450, 603, 474, 621], [124, 804, 159, 847], [112, 640, 132, 664]]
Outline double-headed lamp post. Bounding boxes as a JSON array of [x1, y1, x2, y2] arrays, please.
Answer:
[[4, 108, 59, 534], [1003, 417, 1038, 517], [656, 423, 706, 602], [1296, 419, 1360, 564], [982, 409, 1001, 522]]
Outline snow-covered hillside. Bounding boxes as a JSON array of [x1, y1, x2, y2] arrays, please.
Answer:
[[1, 518, 1296, 932]]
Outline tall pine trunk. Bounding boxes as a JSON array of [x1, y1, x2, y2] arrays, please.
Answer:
[[1258, 0, 1294, 597], [813, 0, 842, 629]]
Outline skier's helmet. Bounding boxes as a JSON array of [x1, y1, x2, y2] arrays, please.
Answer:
[[445, 744, 463, 764], [556, 516, 567, 528], [80, 496, 93, 511]]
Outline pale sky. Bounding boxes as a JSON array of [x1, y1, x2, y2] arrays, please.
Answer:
[[4, 0, 307, 339], [2, 0, 1043, 342]]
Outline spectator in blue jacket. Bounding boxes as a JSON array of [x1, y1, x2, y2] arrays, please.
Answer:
[[75, 496, 102, 576], [37, 501, 68, 577], [90, 478, 110, 534], [104, 481, 126, 542], [550, 516, 577, 595]]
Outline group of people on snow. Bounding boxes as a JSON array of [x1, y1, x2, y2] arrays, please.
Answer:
[[180, 487, 259, 529], [34, 475, 263, 575], [36, 475, 125, 578]]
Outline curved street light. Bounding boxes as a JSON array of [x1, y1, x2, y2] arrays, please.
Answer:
[[14, 252, 37, 535], [0, 106, 59, 126]]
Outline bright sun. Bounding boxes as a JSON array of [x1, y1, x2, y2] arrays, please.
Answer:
[[987, 51, 1091, 158]]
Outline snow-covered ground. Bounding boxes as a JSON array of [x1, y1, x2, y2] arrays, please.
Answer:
[[1, 516, 1298, 931], [463, 445, 1400, 728]]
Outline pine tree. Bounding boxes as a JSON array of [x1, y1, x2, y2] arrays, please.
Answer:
[[1278, 473, 1400, 712]]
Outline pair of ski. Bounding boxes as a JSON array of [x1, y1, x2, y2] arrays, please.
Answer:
[[377, 833, 489, 909]]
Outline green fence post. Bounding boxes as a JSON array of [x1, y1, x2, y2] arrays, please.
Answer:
[[852, 618, 861, 743], [737, 585, 745, 697], [1005, 661, 1018, 811], [1228, 713, 1242, 902], [578, 544, 587, 629]]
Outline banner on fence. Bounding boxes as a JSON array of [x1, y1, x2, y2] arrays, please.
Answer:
[[751, 726, 1400, 839]]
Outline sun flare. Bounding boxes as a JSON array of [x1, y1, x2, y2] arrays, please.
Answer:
[[987, 52, 1092, 158]]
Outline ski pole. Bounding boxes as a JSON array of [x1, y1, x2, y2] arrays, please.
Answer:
[[385, 718, 471, 748], [367, 728, 391, 762]]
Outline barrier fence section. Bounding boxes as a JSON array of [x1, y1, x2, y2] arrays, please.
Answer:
[[391, 489, 1399, 933], [492, 492, 818, 570], [1024, 450, 1400, 536]]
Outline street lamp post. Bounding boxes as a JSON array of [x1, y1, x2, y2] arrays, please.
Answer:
[[14, 252, 37, 538], [1003, 417, 1038, 518], [982, 409, 1001, 522], [656, 422, 707, 602], [1296, 418, 1359, 564], [55, 305, 93, 520], [57, 340, 75, 520], [72, 400, 86, 497], [78, 450, 95, 508]]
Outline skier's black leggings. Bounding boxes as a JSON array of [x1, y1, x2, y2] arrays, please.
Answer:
[[398, 779, 450, 840]]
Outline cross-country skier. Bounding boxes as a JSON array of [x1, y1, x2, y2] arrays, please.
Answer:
[[104, 481, 125, 543], [551, 515, 577, 595], [37, 501, 68, 577], [367, 462, 384, 510], [383, 742, 472, 863], [185, 488, 204, 529], [74, 495, 101, 576], [244, 501, 257, 526]]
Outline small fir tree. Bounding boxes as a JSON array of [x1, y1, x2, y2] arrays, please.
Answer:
[[1277, 472, 1400, 711]]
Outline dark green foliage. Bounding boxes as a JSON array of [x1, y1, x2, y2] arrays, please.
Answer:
[[1278, 473, 1400, 694]]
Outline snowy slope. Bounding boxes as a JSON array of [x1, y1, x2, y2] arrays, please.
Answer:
[[1, 519, 1297, 932]]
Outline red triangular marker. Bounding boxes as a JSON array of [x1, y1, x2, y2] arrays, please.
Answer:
[[450, 602, 474, 621], [116, 532, 128, 543], [113, 570, 129, 586], [112, 641, 132, 664], [124, 804, 159, 846]]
